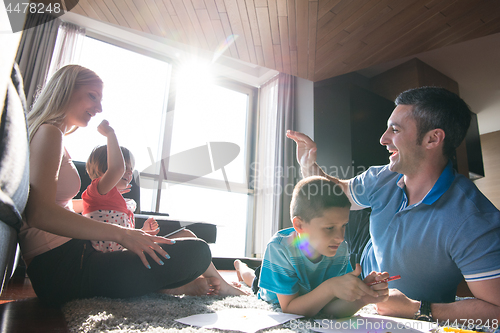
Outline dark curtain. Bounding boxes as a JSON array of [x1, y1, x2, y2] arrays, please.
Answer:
[[252, 73, 296, 256], [274, 73, 296, 230], [15, 12, 61, 109]]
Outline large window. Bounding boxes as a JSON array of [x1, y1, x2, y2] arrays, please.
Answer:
[[158, 76, 255, 257], [63, 37, 169, 176], [65, 37, 256, 257]]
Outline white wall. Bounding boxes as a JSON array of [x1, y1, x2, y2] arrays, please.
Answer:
[[294, 76, 314, 139], [477, 109, 500, 135]]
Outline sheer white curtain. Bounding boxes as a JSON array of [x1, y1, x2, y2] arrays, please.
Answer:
[[252, 73, 296, 257], [47, 22, 86, 79]]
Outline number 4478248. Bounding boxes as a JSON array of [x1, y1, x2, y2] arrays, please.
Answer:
[[6, 2, 61, 14], [442, 319, 499, 330]]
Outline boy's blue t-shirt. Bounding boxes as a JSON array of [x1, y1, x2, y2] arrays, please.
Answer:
[[258, 227, 353, 304]]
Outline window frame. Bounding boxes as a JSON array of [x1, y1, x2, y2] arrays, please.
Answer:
[[87, 31, 259, 197], [72, 33, 259, 256], [139, 65, 258, 212]]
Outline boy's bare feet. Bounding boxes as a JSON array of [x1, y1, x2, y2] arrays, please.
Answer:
[[234, 259, 244, 282], [160, 276, 249, 296], [231, 281, 242, 288], [160, 276, 220, 296], [233, 259, 256, 287], [218, 279, 251, 296]]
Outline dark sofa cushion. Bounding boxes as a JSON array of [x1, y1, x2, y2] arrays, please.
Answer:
[[1, 63, 29, 294], [135, 215, 217, 244], [345, 208, 371, 269], [73, 161, 217, 244], [0, 63, 29, 232]]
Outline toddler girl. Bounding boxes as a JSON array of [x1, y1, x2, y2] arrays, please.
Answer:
[[82, 120, 159, 252]]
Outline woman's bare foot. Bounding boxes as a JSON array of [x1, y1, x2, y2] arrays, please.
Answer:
[[234, 259, 256, 287], [160, 277, 220, 296]]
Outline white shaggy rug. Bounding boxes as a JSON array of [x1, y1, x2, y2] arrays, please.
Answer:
[[62, 291, 382, 333], [62, 292, 309, 333]]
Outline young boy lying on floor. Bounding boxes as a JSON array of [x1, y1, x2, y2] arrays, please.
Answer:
[[235, 176, 390, 317]]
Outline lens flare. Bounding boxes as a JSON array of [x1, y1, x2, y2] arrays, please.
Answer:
[[292, 233, 312, 256], [212, 34, 238, 63]]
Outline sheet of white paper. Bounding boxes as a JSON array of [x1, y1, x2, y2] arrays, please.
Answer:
[[311, 314, 439, 333], [175, 308, 303, 333]]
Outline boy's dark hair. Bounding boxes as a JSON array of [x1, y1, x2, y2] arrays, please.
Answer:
[[395, 87, 472, 160], [86, 145, 135, 180], [290, 176, 351, 222]]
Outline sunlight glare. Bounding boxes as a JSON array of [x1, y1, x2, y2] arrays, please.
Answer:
[[176, 57, 213, 91]]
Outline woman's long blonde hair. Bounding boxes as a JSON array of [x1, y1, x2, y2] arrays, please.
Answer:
[[27, 65, 103, 142]]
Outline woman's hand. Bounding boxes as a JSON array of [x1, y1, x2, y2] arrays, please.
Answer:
[[117, 228, 174, 269], [286, 130, 318, 170]]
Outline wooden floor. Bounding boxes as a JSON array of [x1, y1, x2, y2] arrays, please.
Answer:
[[0, 275, 69, 333]]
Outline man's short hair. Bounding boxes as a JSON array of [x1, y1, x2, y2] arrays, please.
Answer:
[[290, 176, 351, 222], [395, 87, 472, 159]]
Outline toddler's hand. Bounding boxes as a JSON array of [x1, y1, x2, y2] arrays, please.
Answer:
[[330, 264, 379, 302], [97, 119, 115, 137], [142, 217, 159, 235]]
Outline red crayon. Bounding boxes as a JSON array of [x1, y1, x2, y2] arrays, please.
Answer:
[[367, 275, 401, 286]]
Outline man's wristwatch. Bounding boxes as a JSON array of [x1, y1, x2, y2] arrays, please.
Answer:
[[413, 300, 433, 321]]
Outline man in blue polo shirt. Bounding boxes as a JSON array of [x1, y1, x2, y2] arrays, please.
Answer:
[[287, 87, 500, 322]]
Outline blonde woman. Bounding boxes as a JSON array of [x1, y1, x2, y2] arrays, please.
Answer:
[[20, 65, 243, 305]]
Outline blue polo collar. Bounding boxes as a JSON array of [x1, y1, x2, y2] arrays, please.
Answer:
[[396, 160, 455, 206]]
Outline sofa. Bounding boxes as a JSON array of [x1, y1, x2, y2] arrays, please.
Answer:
[[72, 161, 218, 243], [0, 64, 29, 295]]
